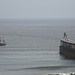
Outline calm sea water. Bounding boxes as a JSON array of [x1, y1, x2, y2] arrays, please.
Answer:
[[0, 20, 75, 75]]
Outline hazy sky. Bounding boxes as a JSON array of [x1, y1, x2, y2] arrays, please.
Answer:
[[0, 0, 75, 19]]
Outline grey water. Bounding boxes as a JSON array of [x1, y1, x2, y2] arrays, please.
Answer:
[[0, 19, 75, 75]]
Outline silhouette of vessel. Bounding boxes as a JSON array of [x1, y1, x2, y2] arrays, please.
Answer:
[[0, 35, 6, 46]]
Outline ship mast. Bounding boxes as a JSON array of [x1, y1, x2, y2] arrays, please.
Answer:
[[3, 36, 5, 43], [0, 36, 1, 42]]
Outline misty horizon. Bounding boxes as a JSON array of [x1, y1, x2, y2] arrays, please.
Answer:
[[0, 0, 75, 19]]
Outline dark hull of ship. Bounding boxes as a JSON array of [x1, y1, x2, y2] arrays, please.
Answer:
[[59, 46, 75, 58], [0, 43, 6, 46]]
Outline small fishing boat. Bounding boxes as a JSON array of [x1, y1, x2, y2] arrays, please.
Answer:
[[0, 35, 6, 46], [59, 32, 75, 58]]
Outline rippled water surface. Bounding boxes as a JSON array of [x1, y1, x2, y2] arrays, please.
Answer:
[[0, 20, 75, 75]]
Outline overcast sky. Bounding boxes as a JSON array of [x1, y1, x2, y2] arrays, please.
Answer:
[[0, 0, 75, 19]]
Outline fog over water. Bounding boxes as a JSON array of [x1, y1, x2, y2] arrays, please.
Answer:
[[0, 19, 75, 75], [0, 0, 75, 75]]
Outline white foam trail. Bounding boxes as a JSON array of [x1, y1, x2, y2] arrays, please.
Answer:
[[42, 72, 75, 75]]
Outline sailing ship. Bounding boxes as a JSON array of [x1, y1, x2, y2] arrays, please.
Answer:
[[0, 35, 6, 46], [59, 32, 75, 58]]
